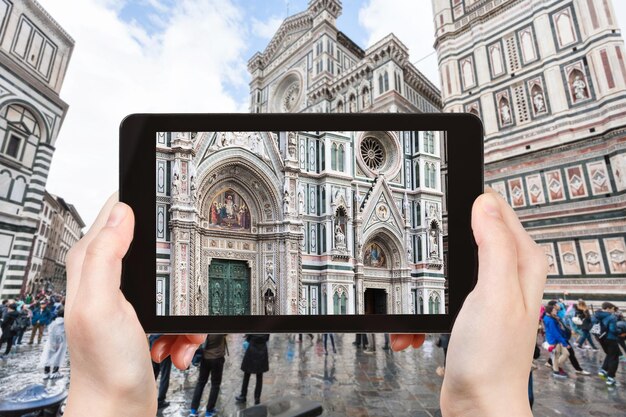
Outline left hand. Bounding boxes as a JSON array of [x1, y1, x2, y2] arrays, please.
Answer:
[[64, 194, 155, 417], [390, 334, 426, 350]]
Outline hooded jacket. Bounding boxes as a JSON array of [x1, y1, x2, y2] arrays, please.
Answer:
[[594, 310, 619, 341]]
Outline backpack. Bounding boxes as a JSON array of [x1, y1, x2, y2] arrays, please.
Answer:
[[590, 315, 608, 341]]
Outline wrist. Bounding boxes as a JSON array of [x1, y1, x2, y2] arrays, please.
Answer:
[[441, 381, 532, 417]]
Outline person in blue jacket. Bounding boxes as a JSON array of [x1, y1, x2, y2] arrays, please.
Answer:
[[594, 302, 620, 386], [29, 302, 53, 345], [543, 304, 570, 378]]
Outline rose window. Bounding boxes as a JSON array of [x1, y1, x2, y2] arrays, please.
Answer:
[[360, 137, 385, 170]]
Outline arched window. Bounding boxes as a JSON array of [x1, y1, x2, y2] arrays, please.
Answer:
[[414, 160, 420, 188], [429, 295, 434, 314], [331, 143, 337, 170], [10, 176, 26, 203], [321, 224, 326, 253], [320, 141, 325, 170], [362, 87, 370, 107], [321, 187, 326, 214], [433, 295, 440, 314], [337, 101, 344, 113], [417, 235, 422, 262], [418, 296, 424, 314], [430, 164, 437, 188], [424, 164, 432, 188], [338, 144, 344, 172], [0, 170, 11, 198], [348, 94, 356, 113], [383, 71, 389, 91], [333, 291, 347, 315], [378, 74, 384, 94]]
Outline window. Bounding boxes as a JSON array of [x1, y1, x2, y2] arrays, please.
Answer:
[[331, 143, 337, 170], [414, 161, 420, 188], [378, 74, 384, 94], [338, 145, 344, 172], [430, 164, 437, 188], [384, 72, 389, 91], [0, 171, 10, 198], [417, 236, 422, 261], [10, 176, 26, 203], [424, 131, 435, 154], [6, 135, 21, 158]]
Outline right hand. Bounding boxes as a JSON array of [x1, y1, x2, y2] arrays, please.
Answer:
[[440, 190, 548, 417]]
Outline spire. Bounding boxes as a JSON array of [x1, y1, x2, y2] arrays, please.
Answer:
[[307, 0, 342, 20]]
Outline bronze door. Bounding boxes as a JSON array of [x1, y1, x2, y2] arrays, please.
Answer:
[[208, 259, 250, 315]]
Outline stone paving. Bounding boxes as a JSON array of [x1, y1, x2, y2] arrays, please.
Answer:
[[1, 331, 625, 416]]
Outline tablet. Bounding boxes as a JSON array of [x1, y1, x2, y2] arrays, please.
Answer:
[[120, 113, 483, 333]]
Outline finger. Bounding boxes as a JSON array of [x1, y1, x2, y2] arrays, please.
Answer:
[[76, 203, 135, 305], [411, 334, 426, 348], [170, 335, 201, 370], [151, 336, 177, 363], [65, 192, 119, 316], [390, 334, 414, 351], [471, 193, 521, 301], [183, 334, 207, 345], [487, 190, 548, 312]]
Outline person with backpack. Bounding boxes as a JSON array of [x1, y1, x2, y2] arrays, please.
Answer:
[[544, 301, 590, 375], [593, 302, 620, 386], [13, 304, 31, 346], [543, 304, 571, 378], [575, 300, 597, 350], [29, 301, 53, 345], [189, 334, 227, 417], [235, 334, 270, 405], [0, 303, 19, 358]]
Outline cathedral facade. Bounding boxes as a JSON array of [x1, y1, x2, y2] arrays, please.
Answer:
[[433, 0, 626, 306], [156, 0, 447, 317], [157, 129, 445, 317]]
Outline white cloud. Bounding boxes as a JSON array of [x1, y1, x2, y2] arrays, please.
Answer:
[[358, 0, 440, 87], [38, 0, 249, 227], [251, 16, 285, 40]]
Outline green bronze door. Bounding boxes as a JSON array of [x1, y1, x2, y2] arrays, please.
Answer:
[[208, 259, 250, 315]]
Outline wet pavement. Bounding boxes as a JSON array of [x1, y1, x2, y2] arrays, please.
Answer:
[[1, 331, 625, 416]]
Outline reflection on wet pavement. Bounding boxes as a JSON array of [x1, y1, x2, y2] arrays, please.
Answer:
[[0, 333, 624, 416]]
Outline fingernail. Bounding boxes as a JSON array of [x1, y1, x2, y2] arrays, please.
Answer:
[[153, 345, 168, 362], [182, 345, 196, 368], [482, 195, 501, 219], [106, 203, 126, 227]]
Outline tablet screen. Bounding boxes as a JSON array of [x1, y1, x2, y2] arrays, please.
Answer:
[[155, 130, 447, 317]]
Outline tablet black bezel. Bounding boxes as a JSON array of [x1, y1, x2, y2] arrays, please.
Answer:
[[120, 113, 483, 333]]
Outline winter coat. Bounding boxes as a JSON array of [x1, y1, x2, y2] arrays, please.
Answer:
[[594, 311, 619, 341], [203, 334, 226, 360], [39, 317, 67, 368], [240, 334, 269, 374], [32, 308, 53, 326], [543, 314, 569, 346], [0, 310, 19, 334], [16, 310, 30, 330]]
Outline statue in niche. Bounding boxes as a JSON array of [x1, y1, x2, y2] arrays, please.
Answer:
[[532, 91, 545, 114], [190, 175, 197, 202], [334, 223, 346, 249], [499, 100, 512, 124], [287, 132, 297, 158], [363, 89, 370, 107], [429, 229, 439, 258], [172, 172, 181, 196], [283, 191, 290, 215], [298, 191, 305, 214], [572, 75, 588, 101]]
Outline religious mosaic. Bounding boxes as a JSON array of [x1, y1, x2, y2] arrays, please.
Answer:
[[208, 189, 251, 231]]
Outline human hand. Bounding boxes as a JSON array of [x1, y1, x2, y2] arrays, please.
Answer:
[[63, 194, 156, 417], [440, 190, 547, 416], [151, 334, 206, 369], [390, 334, 426, 350]]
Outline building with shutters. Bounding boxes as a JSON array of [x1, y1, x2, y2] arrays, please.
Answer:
[[433, 0, 626, 306], [0, 0, 73, 298]]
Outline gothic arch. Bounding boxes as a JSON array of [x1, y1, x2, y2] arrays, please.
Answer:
[[197, 159, 281, 224], [361, 225, 407, 269]]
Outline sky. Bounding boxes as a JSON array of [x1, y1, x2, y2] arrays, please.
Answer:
[[38, 0, 626, 227]]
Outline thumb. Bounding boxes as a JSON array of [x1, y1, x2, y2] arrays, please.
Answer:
[[471, 193, 520, 297], [76, 203, 135, 303]]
